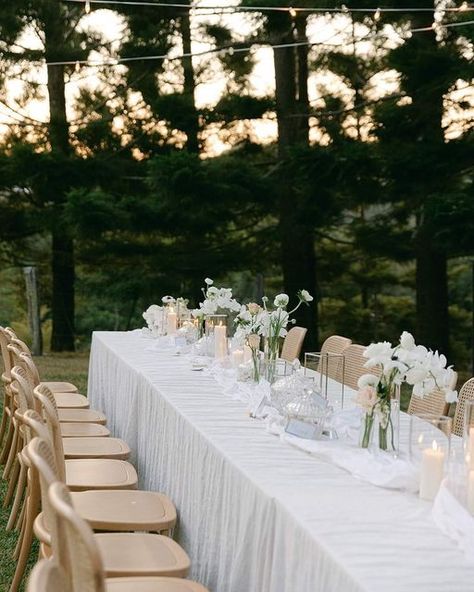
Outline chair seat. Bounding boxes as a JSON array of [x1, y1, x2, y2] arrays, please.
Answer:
[[60, 423, 110, 438], [65, 459, 138, 491], [95, 533, 190, 578], [106, 577, 209, 592], [54, 392, 89, 409], [42, 380, 78, 393], [63, 437, 130, 460], [58, 408, 107, 425], [71, 489, 176, 531]]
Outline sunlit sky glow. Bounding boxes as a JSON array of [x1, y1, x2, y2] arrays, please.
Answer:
[[1, 2, 473, 154]]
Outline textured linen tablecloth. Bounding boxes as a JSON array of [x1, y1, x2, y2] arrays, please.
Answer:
[[88, 331, 474, 592]]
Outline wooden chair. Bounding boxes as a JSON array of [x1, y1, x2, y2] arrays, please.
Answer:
[[453, 378, 474, 437], [407, 372, 457, 419], [312, 335, 352, 380], [0, 327, 16, 465], [48, 479, 191, 581], [27, 560, 70, 592], [25, 433, 176, 539], [320, 335, 352, 356], [7, 331, 78, 394], [336, 344, 380, 390], [33, 386, 137, 492], [280, 327, 307, 362]]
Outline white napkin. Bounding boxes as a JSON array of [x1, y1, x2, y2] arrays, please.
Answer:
[[432, 480, 474, 564], [282, 433, 419, 492]]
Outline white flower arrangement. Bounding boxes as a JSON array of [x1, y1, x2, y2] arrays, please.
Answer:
[[357, 331, 458, 409], [142, 304, 165, 336], [197, 279, 241, 316]]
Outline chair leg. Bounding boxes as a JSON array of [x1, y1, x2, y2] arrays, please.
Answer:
[[8, 501, 35, 592], [0, 416, 13, 465], [6, 461, 26, 530], [0, 406, 9, 449], [13, 512, 25, 560], [3, 426, 18, 480], [15, 494, 26, 531], [4, 455, 20, 508]]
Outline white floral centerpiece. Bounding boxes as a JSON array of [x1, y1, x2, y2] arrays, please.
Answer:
[[356, 331, 458, 451], [234, 302, 266, 381], [234, 289, 313, 382], [142, 304, 166, 337], [197, 278, 241, 316]]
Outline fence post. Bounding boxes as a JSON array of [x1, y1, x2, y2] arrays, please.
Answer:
[[23, 266, 43, 355]]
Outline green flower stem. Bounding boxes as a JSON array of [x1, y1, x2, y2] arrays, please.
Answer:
[[361, 413, 375, 448]]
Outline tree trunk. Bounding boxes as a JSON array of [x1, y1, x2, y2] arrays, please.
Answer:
[[180, 8, 200, 153], [273, 23, 318, 351], [45, 7, 75, 351]]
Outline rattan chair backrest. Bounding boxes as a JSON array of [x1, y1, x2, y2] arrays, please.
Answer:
[[280, 326, 307, 362], [453, 378, 474, 437], [337, 344, 380, 390], [48, 481, 106, 592], [0, 326, 13, 380], [34, 385, 66, 481]]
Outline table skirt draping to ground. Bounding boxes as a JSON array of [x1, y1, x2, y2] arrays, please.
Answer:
[[88, 331, 474, 592]]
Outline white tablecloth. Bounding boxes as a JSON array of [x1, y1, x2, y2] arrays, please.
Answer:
[[88, 331, 474, 592]]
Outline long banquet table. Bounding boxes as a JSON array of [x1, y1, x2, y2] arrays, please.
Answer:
[[88, 331, 474, 592]]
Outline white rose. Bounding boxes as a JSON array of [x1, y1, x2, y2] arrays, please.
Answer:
[[274, 293, 289, 308], [399, 331, 415, 351], [364, 341, 393, 360], [299, 289, 313, 303], [444, 389, 458, 403], [204, 278, 213, 285], [357, 374, 380, 389]]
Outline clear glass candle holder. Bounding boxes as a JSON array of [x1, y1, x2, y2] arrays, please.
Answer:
[[463, 400, 474, 468], [304, 352, 345, 410], [409, 414, 452, 501], [204, 315, 228, 358]]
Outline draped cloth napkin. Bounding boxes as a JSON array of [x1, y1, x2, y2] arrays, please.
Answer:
[[432, 480, 474, 564]]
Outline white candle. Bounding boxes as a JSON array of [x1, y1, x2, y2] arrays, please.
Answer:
[[468, 428, 474, 468], [232, 349, 244, 367], [419, 440, 445, 501], [468, 471, 474, 515], [214, 323, 227, 359], [167, 309, 177, 335]]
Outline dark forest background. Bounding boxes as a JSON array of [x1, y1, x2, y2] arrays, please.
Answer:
[[0, 0, 473, 372]]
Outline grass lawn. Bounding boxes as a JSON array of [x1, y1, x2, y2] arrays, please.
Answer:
[[0, 352, 89, 591]]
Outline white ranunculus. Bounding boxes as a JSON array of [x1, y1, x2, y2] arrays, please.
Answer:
[[207, 286, 218, 297], [274, 293, 289, 308], [399, 331, 415, 351], [299, 289, 313, 303], [364, 341, 393, 361], [357, 374, 380, 389], [204, 278, 213, 285], [162, 295, 175, 304], [382, 360, 407, 378], [405, 366, 429, 386], [192, 308, 204, 318], [445, 389, 458, 403], [412, 382, 425, 398]]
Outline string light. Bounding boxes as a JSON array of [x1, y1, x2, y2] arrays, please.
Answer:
[[85, 0, 91, 13], [75, 61, 81, 72], [289, 7, 297, 18], [373, 8, 381, 22], [51, 18, 474, 70], [62, 0, 474, 15]]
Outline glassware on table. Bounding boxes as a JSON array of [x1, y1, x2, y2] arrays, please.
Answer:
[[304, 352, 346, 410], [284, 388, 332, 440], [409, 414, 452, 501], [204, 314, 228, 358]]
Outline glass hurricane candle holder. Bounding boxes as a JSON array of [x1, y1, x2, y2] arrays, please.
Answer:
[[409, 414, 452, 501], [304, 352, 345, 410], [204, 315, 228, 358], [463, 400, 474, 468]]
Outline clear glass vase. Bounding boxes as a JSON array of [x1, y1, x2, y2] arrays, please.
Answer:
[[263, 335, 280, 383], [376, 383, 400, 456], [360, 412, 375, 448]]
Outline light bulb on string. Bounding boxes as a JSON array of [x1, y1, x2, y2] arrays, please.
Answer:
[[85, 0, 91, 13], [227, 46, 235, 56], [75, 60, 80, 72], [459, 2, 469, 11], [289, 7, 297, 18], [374, 7, 381, 21]]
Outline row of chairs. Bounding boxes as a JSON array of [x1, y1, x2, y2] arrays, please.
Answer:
[[318, 334, 474, 437], [0, 327, 209, 592]]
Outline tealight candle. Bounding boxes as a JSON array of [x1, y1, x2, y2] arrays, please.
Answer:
[[468, 471, 474, 515], [232, 349, 244, 367], [167, 308, 177, 335], [419, 440, 445, 501], [214, 322, 227, 359], [243, 345, 252, 363]]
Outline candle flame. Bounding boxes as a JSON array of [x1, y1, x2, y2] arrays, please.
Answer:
[[432, 440, 438, 452]]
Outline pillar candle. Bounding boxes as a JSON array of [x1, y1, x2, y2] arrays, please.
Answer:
[[232, 349, 244, 367], [167, 309, 177, 335], [468, 427, 474, 468], [419, 441, 445, 501], [468, 471, 474, 515], [214, 323, 227, 359], [243, 345, 252, 363]]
